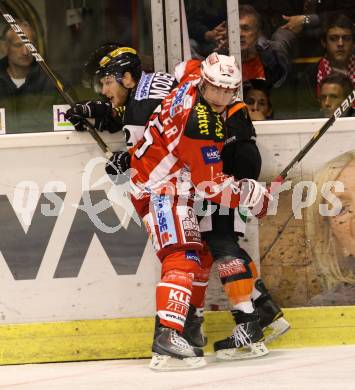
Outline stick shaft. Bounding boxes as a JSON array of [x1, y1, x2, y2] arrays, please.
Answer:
[[279, 90, 355, 179]]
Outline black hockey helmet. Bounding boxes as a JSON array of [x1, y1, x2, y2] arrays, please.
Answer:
[[82, 42, 121, 90], [95, 46, 142, 87]]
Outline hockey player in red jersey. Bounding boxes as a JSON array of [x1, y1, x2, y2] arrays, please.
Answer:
[[129, 53, 271, 370], [66, 46, 288, 366], [174, 58, 290, 356]]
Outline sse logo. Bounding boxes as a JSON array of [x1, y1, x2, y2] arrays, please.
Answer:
[[152, 195, 178, 247], [201, 146, 221, 164]]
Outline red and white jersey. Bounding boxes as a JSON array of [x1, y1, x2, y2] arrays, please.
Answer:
[[130, 76, 242, 210], [174, 59, 202, 84]]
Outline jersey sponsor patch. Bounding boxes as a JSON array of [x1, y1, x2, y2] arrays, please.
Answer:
[[201, 146, 221, 164], [143, 213, 161, 252], [135, 72, 154, 101], [177, 206, 201, 244], [170, 82, 190, 117], [152, 194, 178, 247], [218, 259, 246, 278], [194, 102, 210, 136], [184, 96, 225, 141], [185, 250, 201, 265]]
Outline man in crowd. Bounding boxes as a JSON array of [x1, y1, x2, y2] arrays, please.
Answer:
[[315, 14, 354, 95], [239, 5, 292, 89], [319, 72, 354, 117], [243, 79, 273, 120], [0, 20, 61, 132], [185, 0, 227, 57]]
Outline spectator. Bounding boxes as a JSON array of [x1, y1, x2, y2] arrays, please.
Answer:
[[301, 13, 354, 117], [239, 5, 292, 88], [315, 14, 355, 95], [0, 20, 61, 133], [239, 1, 355, 59], [280, 1, 355, 37], [319, 72, 354, 117], [243, 79, 273, 120], [185, 0, 227, 58]]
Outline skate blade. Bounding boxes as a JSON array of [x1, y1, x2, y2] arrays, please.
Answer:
[[263, 317, 291, 344], [149, 353, 207, 371], [216, 341, 269, 361]]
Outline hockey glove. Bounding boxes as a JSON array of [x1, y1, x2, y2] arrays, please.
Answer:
[[65, 100, 113, 131], [105, 150, 131, 182], [254, 176, 284, 219], [65, 113, 86, 131], [237, 179, 269, 210]]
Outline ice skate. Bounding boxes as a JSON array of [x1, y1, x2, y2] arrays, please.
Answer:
[[182, 305, 207, 348], [214, 310, 269, 361], [150, 326, 207, 371], [254, 280, 290, 344]]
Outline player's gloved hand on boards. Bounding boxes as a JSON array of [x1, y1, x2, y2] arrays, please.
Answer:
[[105, 150, 131, 182], [65, 100, 113, 131], [64, 112, 85, 131]]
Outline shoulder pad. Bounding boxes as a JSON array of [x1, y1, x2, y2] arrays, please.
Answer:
[[225, 106, 256, 141], [227, 102, 247, 119]]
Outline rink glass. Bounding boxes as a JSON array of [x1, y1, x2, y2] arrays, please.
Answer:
[[0, 0, 153, 133], [0, 0, 353, 128]]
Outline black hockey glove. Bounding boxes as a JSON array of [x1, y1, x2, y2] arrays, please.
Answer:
[[105, 150, 131, 182], [65, 100, 113, 131]]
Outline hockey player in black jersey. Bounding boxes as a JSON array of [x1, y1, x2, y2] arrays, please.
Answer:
[[65, 46, 177, 174]]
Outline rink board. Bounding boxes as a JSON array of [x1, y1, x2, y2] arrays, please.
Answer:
[[0, 307, 355, 365], [1, 120, 355, 365]]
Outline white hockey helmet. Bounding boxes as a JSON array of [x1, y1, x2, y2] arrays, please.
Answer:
[[201, 53, 241, 90], [200, 53, 242, 108]]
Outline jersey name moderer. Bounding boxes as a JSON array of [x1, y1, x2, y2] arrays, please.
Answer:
[[135, 72, 175, 101]]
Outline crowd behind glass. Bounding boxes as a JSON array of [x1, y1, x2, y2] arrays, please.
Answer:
[[0, 0, 354, 133]]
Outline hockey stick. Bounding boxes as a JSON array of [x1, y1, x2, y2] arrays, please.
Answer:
[[0, 3, 113, 158], [260, 89, 355, 262], [278, 89, 355, 180]]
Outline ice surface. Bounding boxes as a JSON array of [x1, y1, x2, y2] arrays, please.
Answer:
[[0, 345, 354, 390]]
